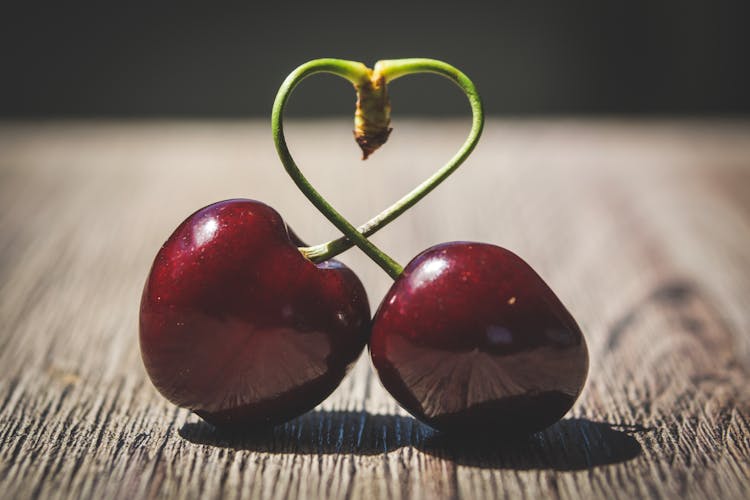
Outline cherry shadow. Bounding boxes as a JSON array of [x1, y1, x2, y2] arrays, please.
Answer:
[[179, 410, 644, 470], [418, 418, 646, 470]]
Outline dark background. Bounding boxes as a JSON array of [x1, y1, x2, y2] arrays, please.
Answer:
[[2, 2, 749, 117]]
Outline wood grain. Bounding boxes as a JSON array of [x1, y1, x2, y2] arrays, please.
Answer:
[[0, 119, 749, 499]]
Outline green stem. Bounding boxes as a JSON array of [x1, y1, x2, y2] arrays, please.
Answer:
[[300, 58, 484, 262], [272, 58, 404, 279]]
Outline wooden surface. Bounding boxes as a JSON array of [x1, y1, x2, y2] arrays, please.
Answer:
[[1, 119, 749, 499]]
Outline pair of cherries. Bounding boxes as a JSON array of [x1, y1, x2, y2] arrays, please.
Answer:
[[139, 59, 589, 436]]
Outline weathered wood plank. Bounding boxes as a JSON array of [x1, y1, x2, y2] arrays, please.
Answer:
[[0, 120, 749, 499]]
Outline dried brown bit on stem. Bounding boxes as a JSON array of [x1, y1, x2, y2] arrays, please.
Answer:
[[354, 72, 392, 160]]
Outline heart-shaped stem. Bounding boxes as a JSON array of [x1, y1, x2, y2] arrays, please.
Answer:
[[272, 58, 484, 279]]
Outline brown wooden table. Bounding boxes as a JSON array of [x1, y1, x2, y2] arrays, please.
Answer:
[[1, 119, 748, 499]]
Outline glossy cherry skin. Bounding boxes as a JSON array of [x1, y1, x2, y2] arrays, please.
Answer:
[[139, 199, 370, 429], [370, 242, 588, 436]]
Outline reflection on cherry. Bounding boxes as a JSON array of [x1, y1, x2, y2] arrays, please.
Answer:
[[369, 242, 589, 435], [139, 199, 370, 428]]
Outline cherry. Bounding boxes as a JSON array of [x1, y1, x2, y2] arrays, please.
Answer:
[[139, 58, 588, 436], [139, 199, 370, 428], [369, 242, 589, 436], [271, 60, 588, 434]]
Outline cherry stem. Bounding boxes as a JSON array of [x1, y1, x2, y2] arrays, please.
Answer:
[[302, 59, 483, 260], [272, 59, 404, 279], [272, 58, 484, 280]]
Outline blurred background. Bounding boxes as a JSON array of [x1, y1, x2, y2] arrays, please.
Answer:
[[2, 1, 749, 118]]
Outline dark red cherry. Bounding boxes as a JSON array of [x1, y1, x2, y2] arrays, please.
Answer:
[[139, 199, 370, 429], [370, 242, 588, 436]]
